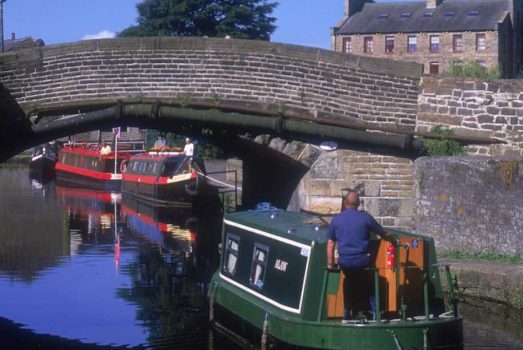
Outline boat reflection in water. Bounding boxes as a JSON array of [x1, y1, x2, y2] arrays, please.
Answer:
[[121, 195, 199, 273], [52, 185, 214, 348]]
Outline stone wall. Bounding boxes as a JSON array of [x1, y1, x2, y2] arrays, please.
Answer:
[[414, 157, 523, 256], [296, 147, 415, 231], [419, 77, 523, 156]]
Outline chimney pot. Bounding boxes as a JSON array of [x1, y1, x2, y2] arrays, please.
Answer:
[[426, 0, 443, 9]]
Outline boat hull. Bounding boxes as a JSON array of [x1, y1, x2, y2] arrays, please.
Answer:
[[56, 168, 122, 192], [211, 275, 463, 350], [122, 174, 213, 207]]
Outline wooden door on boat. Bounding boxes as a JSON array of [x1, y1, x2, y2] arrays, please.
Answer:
[[326, 237, 425, 318]]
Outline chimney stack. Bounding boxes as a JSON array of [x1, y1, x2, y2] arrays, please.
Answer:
[[11, 32, 15, 40], [344, 0, 374, 17], [426, 0, 443, 9]]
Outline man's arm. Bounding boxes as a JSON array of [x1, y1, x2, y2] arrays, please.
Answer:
[[327, 239, 336, 269], [378, 230, 400, 246]]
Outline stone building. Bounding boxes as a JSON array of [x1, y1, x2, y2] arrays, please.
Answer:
[[331, 0, 523, 78]]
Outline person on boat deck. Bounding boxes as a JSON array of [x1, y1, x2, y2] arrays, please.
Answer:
[[100, 141, 112, 155], [183, 137, 194, 157], [154, 135, 166, 149], [326, 191, 398, 321]]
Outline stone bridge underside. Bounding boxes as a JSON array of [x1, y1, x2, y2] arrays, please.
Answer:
[[0, 36, 424, 161]]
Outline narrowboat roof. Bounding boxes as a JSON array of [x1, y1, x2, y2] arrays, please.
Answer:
[[224, 209, 328, 246], [60, 146, 130, 159], [130, 151, 184, 160]]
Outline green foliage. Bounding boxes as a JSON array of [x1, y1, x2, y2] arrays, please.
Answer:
[[440, 250, 523, 265], [118, 0, 278, 40], [443, 61, 500, 80], [421, 125, 466, 156]]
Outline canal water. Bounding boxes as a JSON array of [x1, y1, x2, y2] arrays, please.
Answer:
[[0, 165, 522, 350]]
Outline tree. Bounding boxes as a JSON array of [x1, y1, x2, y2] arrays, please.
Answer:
[[119, 0, 278, 40]]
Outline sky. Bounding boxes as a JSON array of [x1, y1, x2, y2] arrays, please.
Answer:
[[2, 0, 410, 50]]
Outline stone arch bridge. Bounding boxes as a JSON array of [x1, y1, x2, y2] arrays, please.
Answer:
[[0, 37, 424, 158], [0, 36, 492, 230]]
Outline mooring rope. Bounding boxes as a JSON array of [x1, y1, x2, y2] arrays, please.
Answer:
[[197, 172, 243, 191]]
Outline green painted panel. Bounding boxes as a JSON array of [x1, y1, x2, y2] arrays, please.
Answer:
[[326, 271, 341, 295]]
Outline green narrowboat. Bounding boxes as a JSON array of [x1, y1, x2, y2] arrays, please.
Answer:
[[208, 205, 463, 350]]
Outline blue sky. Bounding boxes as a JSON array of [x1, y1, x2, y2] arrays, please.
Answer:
[[3, 0, 408, 49]]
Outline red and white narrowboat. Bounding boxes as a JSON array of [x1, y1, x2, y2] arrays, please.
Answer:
[[55, 144, 130, 191], [121, 151, 210, 206]]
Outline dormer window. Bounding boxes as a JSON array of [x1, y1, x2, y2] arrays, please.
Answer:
[[445, 11, 456, 17], [422, 12, 434, 17], [400, 13, 411, 19], [468, 11, 480, 17], [377, 13, 389, 19]]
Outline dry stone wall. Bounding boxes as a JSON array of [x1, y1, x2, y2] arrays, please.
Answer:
[[419, 77, 523, 155]]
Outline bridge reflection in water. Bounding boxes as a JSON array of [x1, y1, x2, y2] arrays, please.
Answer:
[[0, 166, 522, 350]]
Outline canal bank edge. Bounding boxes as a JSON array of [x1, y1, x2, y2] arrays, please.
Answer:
[[442, 259, 523, 309]]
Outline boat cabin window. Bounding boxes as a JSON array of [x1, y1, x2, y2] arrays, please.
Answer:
[[250, 244, 269, 289], [223, 234, 240, 276]]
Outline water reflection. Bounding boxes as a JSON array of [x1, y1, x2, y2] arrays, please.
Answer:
[[0, 167, 221, 349], [0, 167, 65, 282]]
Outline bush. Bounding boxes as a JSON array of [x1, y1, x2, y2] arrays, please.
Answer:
[[421, 125, 466, 156], [443, 61, 500, 80]]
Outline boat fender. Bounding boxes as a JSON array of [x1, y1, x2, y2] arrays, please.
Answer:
[[208, 281, 219, 322], [387, 329, 404, 350], [120, 159, 128, 173], [261, 313, 270, 350], [184, 172, 200, 196]]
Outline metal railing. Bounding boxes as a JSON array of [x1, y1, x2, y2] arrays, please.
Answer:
[[321, 263, 459, 323]]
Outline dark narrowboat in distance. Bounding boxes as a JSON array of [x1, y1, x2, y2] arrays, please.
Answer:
[[55, 144, 130, 191], [209, 205, 463, 350], [122, 151, 210, 207], [29, 142, 60, 178]]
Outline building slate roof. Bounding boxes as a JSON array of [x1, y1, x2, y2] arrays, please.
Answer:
[[3, 37, 45, 52], [336, 0, 509, 35]]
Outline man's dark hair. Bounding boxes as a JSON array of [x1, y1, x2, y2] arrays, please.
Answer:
[[343, 191, 360, 209]]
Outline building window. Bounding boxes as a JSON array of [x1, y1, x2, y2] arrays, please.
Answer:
[[453, 34, 463, 52], [223, 234, 240, 276], [250, 244, 269, 289], [407, 35, 417, 52], [364, 36, 374, 53], [385, 36, 395, 53], [430, 35, 439, 52], [429, 61, 439, 75], [476, 33, 486, 51], [342, 37, 352, 54]]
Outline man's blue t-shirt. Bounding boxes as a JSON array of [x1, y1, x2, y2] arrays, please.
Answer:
[[326, 208, 384, 268]]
